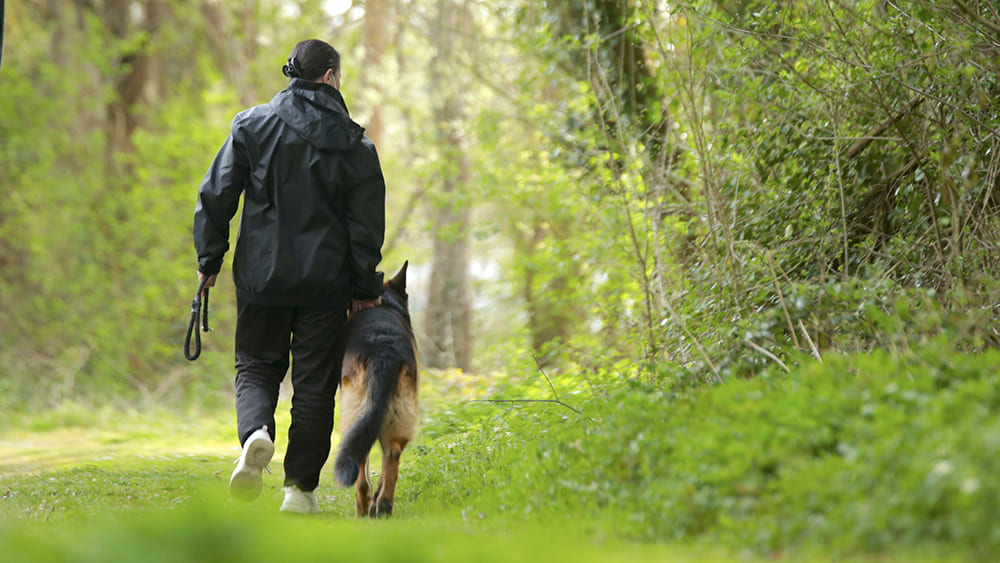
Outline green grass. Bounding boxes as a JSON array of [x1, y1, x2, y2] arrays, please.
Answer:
[[0, 491, 743, 563], [0, 355, 992, 561], [0, 412, 734, 562]]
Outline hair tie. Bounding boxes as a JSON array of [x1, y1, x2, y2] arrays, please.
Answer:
[[282, 56, 302, 78]]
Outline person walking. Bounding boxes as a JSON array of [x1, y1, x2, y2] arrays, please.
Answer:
[[193, 39, 385, 513]]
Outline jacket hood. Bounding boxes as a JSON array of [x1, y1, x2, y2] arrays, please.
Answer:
[[272, 79, 364, 151]]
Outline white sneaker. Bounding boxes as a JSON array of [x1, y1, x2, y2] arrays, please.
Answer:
[[229, 426, 274, 501], [280, 485, 320, 514]]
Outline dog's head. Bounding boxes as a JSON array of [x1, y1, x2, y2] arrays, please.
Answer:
[[381, 261, 410, 321]]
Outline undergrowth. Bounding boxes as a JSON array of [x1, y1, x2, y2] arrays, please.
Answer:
[[1, 345, 994, 561], [406, 343, 1000, 559]]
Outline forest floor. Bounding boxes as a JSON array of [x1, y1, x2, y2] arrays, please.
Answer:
[[0, 407, 741, 563], [0, 360, 978, 562]]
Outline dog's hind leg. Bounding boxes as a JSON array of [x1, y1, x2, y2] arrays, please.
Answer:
[[354, 453, 372, 517], [372, 438, 407, 517], [368, 472, 384, 518]]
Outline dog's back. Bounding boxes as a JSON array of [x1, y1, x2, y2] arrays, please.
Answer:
[[333, 263, 418, 517]]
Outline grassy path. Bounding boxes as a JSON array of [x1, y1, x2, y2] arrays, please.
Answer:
[[0, 375, 968, 563], [0, 406, 743, 562], [0, 392, 796, 563]]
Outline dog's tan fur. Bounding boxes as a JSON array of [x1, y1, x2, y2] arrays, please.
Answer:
[[339, 358, 418, 517], [334, 264, 418, 517]]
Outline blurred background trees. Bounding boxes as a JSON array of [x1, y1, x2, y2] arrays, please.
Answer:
[[1, 0, 997, 411]]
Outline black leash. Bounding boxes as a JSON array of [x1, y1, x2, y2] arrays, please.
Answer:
[[184, 276, 212, 361]]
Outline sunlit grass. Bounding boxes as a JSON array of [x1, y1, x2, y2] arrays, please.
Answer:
[[0, 363, 983, 562], [0, 417, 736, 562], [0, 487, 751, 563]]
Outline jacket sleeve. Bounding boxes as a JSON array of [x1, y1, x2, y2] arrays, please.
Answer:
[[345, 140, 386, 300], [193, 117, 250, 276]]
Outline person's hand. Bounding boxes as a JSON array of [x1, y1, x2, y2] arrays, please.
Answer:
[[350, 296, 382, 315], [198, 271, 217, 296]]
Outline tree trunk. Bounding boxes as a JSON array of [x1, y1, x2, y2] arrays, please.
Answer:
[[520, 225, 571, 360], [361, 0, 389, 147], [422, 0, 472, 371], [102, 0, 158, 171], [239, 0, 259, 106]]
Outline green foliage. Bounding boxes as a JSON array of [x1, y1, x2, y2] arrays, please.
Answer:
[[4, 0, 997, 407], [2, 2, 1000, 556], [666, 0, 1000, 362], [0, 491, 736, 563], [405, 346, 1000, 558], [0, 2, 250, 411], [714, 277, 999, 379], [0, 395, 738, 563], [0, 356, 989, 560]]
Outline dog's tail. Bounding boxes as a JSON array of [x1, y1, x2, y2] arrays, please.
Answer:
[[334, 355, 402, 487]]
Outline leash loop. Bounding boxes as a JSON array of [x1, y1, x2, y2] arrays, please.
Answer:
[[184, 276, 213, 361]]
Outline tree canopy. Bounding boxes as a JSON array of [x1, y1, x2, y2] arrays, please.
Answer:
[[0, 0, 997, 410]]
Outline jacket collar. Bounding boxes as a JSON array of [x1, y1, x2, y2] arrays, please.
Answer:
[[286, 78, 350, 116], [272, 78, 364, 151]]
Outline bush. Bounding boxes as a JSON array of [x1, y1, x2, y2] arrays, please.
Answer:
[[406, 345, 1000, 557]]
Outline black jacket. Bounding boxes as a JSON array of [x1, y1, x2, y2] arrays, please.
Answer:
[[193, 79, 385, 306]]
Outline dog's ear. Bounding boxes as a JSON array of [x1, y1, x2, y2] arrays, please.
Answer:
[[387, 261, 408, 295]]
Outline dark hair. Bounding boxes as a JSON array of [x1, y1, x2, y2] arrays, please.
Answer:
[[282, 39, 340, 81]]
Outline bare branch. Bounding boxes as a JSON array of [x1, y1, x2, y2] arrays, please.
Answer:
[[469, 399, 583, 416], [846, 95, 925, 159], [744, 340, 791, 373], [532, 355, 563, 405], [952, 0, 1000, 36], [799, 320, 823, 363]]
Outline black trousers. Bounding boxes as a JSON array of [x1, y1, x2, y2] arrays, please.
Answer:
[[234, 299, 346, 492]]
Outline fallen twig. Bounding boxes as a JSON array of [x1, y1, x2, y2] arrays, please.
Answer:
[[532, 355, 564, 403]]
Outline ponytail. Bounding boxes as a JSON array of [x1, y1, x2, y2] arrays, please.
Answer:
[[282, 39, 340, 81]]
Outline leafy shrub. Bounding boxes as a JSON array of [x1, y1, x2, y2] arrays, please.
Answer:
[[406, 345, 1000, 558], [716, 279, 998, 380]]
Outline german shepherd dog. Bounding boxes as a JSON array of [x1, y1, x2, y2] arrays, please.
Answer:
[[333, 262, 418, 517]]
